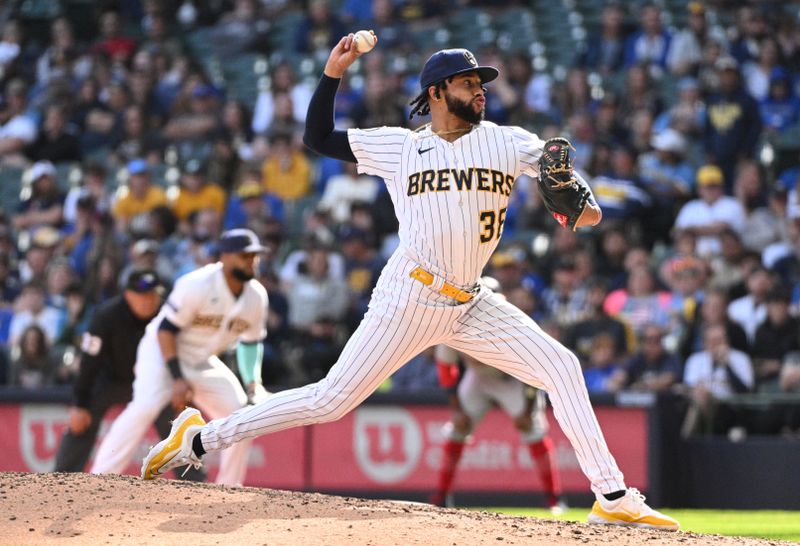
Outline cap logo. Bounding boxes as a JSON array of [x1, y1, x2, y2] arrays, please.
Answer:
[[463, 51, 477, 67]]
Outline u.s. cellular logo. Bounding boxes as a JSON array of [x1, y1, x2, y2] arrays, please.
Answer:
[[353, 407, 422, 483]]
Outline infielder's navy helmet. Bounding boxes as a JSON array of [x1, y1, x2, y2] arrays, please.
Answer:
[[218, 229, 268, 254], [419, 49, 499, 90]]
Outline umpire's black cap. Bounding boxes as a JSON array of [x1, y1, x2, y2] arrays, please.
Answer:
[[218, 229, 268, 254], [419, 49, 499, 90], [126, 269, 164, 294]]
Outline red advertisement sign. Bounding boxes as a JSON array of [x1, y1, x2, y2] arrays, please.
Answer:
[[0, 404, 305, 489], [0, 403, 646, 493], [311, 405, 647, 492]]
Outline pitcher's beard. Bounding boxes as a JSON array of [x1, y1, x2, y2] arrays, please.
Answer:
[[445, 94, 484, 124]]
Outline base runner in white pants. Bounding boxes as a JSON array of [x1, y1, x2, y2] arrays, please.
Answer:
[[93, 229, 269, 485], [143, 34, 678, 530]]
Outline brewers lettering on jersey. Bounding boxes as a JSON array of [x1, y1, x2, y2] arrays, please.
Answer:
[[142, 33, 679, 531]]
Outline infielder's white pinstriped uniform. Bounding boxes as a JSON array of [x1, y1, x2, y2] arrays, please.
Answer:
[[92, 263, 267, 485], [200, 122, 627, 495]]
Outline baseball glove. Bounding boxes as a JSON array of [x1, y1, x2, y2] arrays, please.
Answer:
[[537, 137, 590, 231]]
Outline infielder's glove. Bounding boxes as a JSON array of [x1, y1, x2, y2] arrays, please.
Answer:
[[537, 137, 590, 231]]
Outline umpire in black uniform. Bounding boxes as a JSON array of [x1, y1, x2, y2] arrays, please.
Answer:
[[54, 270, 205, 481]]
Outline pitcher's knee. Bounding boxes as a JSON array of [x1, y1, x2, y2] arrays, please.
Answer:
[[306, 379, 358, 424]]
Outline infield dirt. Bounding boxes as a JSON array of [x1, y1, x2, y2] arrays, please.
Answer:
[[0, 472, 790, 545]]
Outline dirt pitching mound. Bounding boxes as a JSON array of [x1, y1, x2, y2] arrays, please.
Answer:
[[0, 472, 787, 545]]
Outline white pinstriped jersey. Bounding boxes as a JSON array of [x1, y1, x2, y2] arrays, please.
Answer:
[[144, 263, 268, 366], [348, 122, 546, 287]]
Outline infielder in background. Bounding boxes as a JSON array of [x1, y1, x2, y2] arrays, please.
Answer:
[[93, 229, 269, 486], [54, 270, 204, 482], [431, 286, 564, 513], [143, 33, 678, 530]]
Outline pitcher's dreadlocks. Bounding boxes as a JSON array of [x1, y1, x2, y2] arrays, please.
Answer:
[[409, 79, 449, 119]]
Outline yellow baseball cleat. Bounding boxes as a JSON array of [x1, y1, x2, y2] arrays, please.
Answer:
[[587, 488, 679, 531], [141, 407, 205, 480]]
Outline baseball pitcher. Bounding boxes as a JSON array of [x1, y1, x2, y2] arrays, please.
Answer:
[[142, 33, 678, 530]]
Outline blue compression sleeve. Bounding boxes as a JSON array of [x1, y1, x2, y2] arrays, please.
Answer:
[[236, 341, 264, 385]]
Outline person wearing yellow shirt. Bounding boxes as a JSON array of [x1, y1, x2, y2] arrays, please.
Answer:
[[112, 159, 168, 234], [170, 159, 226, 225], [261, 132, 312, 201]]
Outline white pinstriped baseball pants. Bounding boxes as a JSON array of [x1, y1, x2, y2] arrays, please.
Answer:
[[201, 251, 627, 496]]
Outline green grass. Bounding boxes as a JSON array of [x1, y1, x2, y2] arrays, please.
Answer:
[[484, 508, 800, 542]]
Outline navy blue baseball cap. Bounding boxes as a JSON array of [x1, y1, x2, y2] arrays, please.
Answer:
[[419, 49, 499, 90], [218, 229, 268, 254]]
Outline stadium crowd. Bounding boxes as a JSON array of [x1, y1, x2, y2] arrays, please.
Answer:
[[1, 0, 799, 438]]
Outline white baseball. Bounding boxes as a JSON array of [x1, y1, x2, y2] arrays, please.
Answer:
[[353, 30, 376, 54]]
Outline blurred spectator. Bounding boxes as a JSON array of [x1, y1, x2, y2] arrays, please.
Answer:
[[208, 0, 266, 60], [575, 3, 626, 76], [122, 237, 175, 286], [505, 285, 544, 322], [541, 257, 589, 327], [25, 103, 81, 163], [171, 210, 220, 279], [582, 332, 625, 394], [352, 72, 406, 128], [13, 161, 65, 236], [587, 145, 651, 228], [45, 258, 75, 310], [170, 159, 226, 226], [653, 77, 705, 137], [663, 256, 707, 348], [621, 323, 681, 393], [0, 250, 21, 306], [704, 57, 762, 184], [71, 77, 118, 155], [623, 3, 672, 73], [759, 68, 800, 134], [780, 351, 800, 394], [53, 281, 91, 353], [261, 132, 312, 201], [219, 99, 255, 164], [751, 285, 799, 392], [9, 281, 62, 346], [286, 247, 348, 381], [294, 0, 346, 56], [682, 324, 754, 436], [673, 164, 746, 257], [224, 169, 284, 231], [252, 62, 312, 135], [0, 19, 22, 75], [63, 162, 111, 226], [91, 10, 137, 64], [619, 66, 663, 132], [565, 277, 630, 366], [255, 266, 289, 386], [387, 347, 439, 393], [604, 264, 672, 338], [318, 162, 379, 225], [113, 104, 164, 165], [85, 254, 121, 305], [112, 159, 168, 234], [595, 226, 631, 290], [681, 286, 748, 362], [8, 324, 58, 388], [742, 37, 784, 102], [339, 225, 383, 329], [163, 82, 222, 163], [729, 6, 767, 65], [667, 2, 727, 77], [727, 265, 774, 344], [0, 78, 37, 165]]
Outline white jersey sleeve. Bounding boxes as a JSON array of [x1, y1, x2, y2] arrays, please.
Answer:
[[507, 126, 546, 179], [162, 274, 203, 329], [239, 281, 269, 343], [347, 126, 410, 181]]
